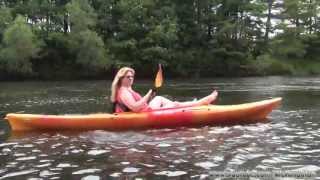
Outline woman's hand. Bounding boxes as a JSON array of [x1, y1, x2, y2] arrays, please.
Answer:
[[146, 89, 154, 102], [147, 89, 153, 98], [146, 89, 153, 96]]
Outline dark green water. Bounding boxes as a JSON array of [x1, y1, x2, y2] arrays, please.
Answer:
[[0, 77, 319, 179]]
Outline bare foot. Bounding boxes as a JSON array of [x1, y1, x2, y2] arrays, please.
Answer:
[[202, 90, 218, 105], [208, 90, 218, 104]]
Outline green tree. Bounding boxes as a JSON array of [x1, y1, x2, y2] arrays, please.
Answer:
[[0, 15, 41, 74], [264, 0, 275, 43], [0, 0, 319, 79], [103, 0, 179, 73], [66, 0, 97, 33], [141, 1, 178, 68], [269, 0, 317, 59], [72, 30, 109, 68], [270, 28, 307, 58], [0, 6, 13, 41], [66, 0, 109, 70]]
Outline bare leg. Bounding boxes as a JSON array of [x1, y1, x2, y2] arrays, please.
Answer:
[[149, 90, 218, 109], [149, 96, 179, 109], [177, 90, 218, 107]]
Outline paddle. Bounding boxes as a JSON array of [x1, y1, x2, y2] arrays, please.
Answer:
[[154, 64, 163, 89], [150, 64, 163, 100]]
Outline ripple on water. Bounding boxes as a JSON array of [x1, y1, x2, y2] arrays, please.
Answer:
[[0, 169, 7, 175], [139, 163, 156, 168], [122, 167, 140, 173], [16, 156, 37, 161], [82, 130, 151, 144], [57, 163, 78, 168], [31, 149, 41, 153], [291, 165, 320, 172], [0, 169, 39, 179], [156, 143, 171, 148], [128, 148, 146, 153], [194, 162, 218, 169], [109, 172, 121, 177], [1, 148, 11, 153], [154, 171, 187, 177], [262, 157, 295, 164], [208, 127, 230, 134], [39, 170, 59, 178], [70, 149, 84, 154], [14, 153, 26, 157], [120, 162, 130, 165], [0, 142, 18, 147], [5, 163, 17, 168], [81, 175, 100, 180], [72, 169, 101, 175], [51, 143, 63, 149], [39, 154, 49, 157], [291, 143, 309, 150], [237, 146, 264, 154], [228, 154, 247, 166], [291, 149, 320, 154], [87, 149, 109, 155], [35, 163, 51, 168]]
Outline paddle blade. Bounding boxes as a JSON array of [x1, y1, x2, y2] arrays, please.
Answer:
[[154, 64, 163, 88]]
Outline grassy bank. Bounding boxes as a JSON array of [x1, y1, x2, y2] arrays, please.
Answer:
[[249, 55, 320, 76]]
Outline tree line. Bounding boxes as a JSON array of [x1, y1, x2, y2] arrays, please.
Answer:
[[0, 0, 319, 80]]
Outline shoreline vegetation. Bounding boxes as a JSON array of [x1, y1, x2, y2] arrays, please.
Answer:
[[0, 0, 319, 80]]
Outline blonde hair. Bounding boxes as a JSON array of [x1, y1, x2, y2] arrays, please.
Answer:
[[110, 67, 135, 103]]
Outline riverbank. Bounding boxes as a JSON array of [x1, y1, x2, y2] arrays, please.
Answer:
[[249, 57, 320, 76], [1, 58, 320, 81]]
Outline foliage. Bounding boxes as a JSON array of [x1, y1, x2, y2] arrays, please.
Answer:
[[66, 0, 97, 33], [66, 0, 110, 73], [0, 0, 319, 79], [0, 7, 13, 41], [251, 54, 294, 75], [0, 15, 41, 75], [70, 30, 109, 68], [270, 29, 307, 59]]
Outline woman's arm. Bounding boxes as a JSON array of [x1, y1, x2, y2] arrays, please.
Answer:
[[119, 89, 153, 112]]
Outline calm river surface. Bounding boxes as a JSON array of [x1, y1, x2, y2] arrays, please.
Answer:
[[0, 77, 319, 179]]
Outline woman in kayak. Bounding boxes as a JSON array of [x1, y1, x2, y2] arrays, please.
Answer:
[[110, 67, 218, 113]]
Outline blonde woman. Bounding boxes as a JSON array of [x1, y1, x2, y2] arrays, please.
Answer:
[[110, 67, 218, 113]]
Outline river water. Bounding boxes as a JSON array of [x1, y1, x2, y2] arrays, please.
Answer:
[[0, 77, 319, 179]]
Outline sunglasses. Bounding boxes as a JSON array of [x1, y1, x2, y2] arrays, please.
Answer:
[[124, 75, 134, 79]]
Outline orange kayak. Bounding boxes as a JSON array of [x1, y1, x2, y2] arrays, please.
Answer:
[[5, 98, 282, 131]]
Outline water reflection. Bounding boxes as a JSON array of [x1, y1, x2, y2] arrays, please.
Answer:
[[2, 121, 319, 179], [1, 77, 320, 179]]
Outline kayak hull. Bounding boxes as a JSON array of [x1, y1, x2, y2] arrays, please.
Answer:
[[5, 98, 282, 131]]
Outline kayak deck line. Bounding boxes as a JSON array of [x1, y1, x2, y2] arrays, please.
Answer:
[[5, 97, 282, 131]]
